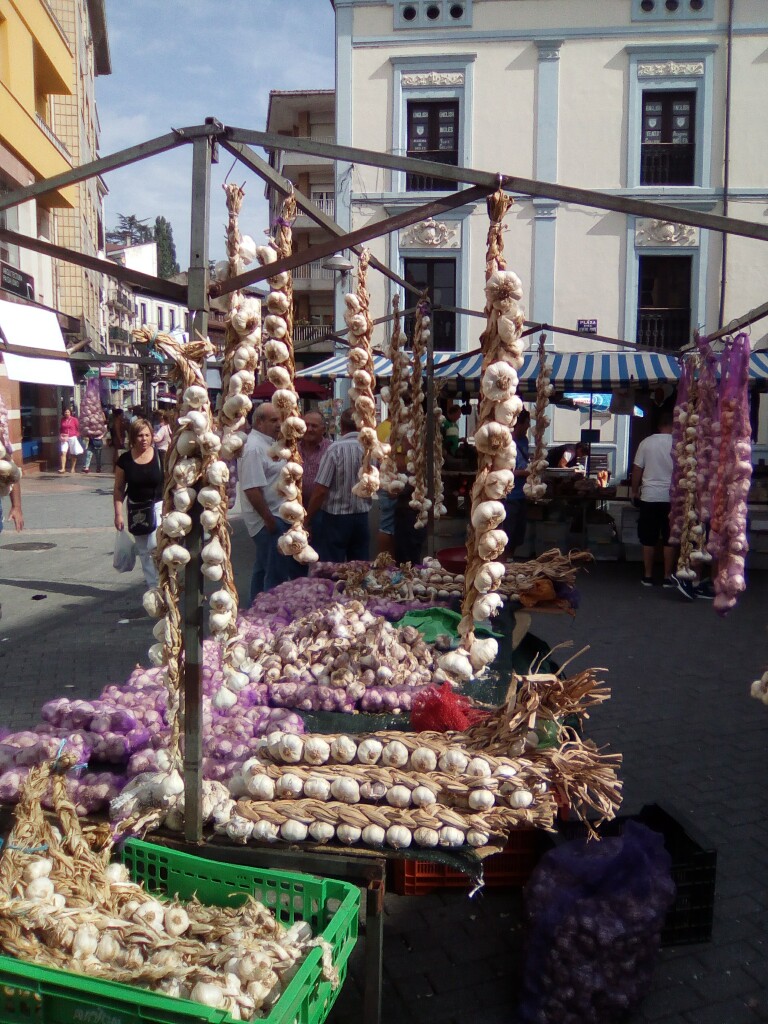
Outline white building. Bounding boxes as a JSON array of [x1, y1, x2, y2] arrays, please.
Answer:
[[330, 0, 768, 470]]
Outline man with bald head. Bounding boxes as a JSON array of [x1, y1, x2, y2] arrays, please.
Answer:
[[239, 402, 300, 600], [299, 410, 331, 506]]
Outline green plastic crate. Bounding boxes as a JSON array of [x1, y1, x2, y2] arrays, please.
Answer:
[[0, 838, 360, 1024]]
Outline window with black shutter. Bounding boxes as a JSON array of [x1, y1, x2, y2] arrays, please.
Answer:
[[403, 258, 457, 351], [406, 100, 459, 192], [640, 91, 695, 185]]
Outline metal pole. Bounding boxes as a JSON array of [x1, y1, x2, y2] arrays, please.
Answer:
[[184, 135, 212, 844]]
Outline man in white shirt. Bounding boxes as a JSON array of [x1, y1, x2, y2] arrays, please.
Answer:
[[239, 402, 299, 600], [631, 410, 676, 589]]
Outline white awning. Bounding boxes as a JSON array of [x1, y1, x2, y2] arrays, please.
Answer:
[[0, 298, 74, 387]]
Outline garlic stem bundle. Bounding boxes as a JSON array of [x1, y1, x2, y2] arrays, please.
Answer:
[[378, 294, 409, 496], [406, 296, 431, 528], [346, 248, 389, 499], [445, 188, 524, 680], [131, 327, 215, 762], [262, 192, 318, 567], [523, 334, 551, 501]]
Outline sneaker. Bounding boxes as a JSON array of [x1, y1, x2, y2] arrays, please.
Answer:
[[641, 576, 654, 587], [694, 579, 715, 600], [669, 573, 695, 601]]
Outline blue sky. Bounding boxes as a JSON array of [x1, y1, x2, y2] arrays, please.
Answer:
[[97, 0, 336, 262]]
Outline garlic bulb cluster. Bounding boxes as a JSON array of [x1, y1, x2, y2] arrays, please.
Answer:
[[750, 669, 768, 706], [2, 757, 336, 1023], [431, 392, 447, 518], [260, 194, 317, 567], [0, 397, 21, 498], [669, 360, 702, 581], [445, 189, 524, 681], [523, 335, 551, 501], [406, 298, 431, 527], [345, 249, 389, 499], [378, 294, 409, 496]]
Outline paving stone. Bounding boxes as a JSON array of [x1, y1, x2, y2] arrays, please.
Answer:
[[682, 996, 765, 1024]]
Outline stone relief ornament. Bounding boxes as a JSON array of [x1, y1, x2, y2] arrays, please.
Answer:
[[635, 219, 698, 247], [400, 218, 460, 248], [401, 72, 465, 87], [637, 61, 704, 78]]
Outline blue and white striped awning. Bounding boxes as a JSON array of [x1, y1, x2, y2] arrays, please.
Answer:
[[298, 349, 768, 388]]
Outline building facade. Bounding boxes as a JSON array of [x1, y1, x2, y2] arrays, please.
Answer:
[[266, 89, 339, 369], [332, 0, 768, 469]]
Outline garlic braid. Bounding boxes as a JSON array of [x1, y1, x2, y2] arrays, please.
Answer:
[[261, 192, 318, 567], [406, 296, 431, 528], [672, 359, 701, 581], [346, 248, 388, 498], [378, 294, 409, 496], [441, 188, 524, 681], [131, 327, 214, 763], [523, 335, 551, 501], [431, 382, 446, 518]]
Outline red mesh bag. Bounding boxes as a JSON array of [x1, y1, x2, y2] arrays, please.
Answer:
[[410, 682, 489, 733]]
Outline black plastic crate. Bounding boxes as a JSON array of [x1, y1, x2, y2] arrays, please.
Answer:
[[558, 803, 716, 946]]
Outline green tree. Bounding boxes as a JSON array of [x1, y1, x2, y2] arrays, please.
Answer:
[[106, 214, 153, 247], [154, 216, 180, 279]]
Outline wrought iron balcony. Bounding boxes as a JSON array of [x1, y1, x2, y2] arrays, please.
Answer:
[[406, 151, 458, 193], [640, 144, 695, 186], [108, 326, 132, 346], [636, 308, 691, 352]]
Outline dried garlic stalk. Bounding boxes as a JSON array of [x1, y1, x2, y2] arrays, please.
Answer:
[[406, 296, 431, 528], [378, 294, 409, 496], [442, 188, 525, 681], [345, 248, 388, 497], [261, 192, 318, 567], [523, 334, 551, 501]]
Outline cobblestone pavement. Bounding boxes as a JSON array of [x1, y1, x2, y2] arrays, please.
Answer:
[[1, 473, 767, 1023]]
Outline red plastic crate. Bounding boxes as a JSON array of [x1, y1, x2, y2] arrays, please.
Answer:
[[390, 828, 545, 895]]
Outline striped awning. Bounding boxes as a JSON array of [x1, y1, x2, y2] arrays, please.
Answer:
[[298, 349, 768, 388]]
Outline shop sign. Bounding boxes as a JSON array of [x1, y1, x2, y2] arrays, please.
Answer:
[[577, 319, 598, 334], [100, 362, 118, 378], [0, 261, 35, 301]]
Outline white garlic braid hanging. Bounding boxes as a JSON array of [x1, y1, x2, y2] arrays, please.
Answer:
[[523, 335, 551, 501], [131, 327, 214, 761], [442, 188, 524, 682], [346, 247, 388, 498], [378, 294, 409, 496], [406, 295, 431, 528], [670, 359, 702, 582], [0, 393, 21, 498], [431, 381, 447, 518], [261, 192, 318, 567]]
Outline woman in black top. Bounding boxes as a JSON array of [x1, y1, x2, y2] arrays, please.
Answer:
[[113, 418, 164, 588]]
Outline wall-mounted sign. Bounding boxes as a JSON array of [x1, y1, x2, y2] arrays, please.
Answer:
[[99, 363, 118, 378], [577, 319, 598, 334], [0, 261, 35, 301]]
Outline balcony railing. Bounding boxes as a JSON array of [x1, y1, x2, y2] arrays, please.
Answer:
[[109, 326, 132, 346], [637, 308, 691, 352], [106, 283, 133, 312], [309, 197, 335, 217], [640, 144, 695, 186], [406, 151, 458, 193], [294, 324, 332, 343], [293, 260, 335, 282], [34, 113, 72, 163]]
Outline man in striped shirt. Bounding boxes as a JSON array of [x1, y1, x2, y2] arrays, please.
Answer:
[[306, 407, 371, 562]]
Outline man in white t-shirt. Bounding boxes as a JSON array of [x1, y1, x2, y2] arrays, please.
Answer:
[[239, 402, 299, 601], [631, 410, 676, 588]]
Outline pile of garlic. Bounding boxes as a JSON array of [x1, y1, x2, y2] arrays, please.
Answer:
[[406, 298, 431, 528], [345, 249, 388, 499], [670, 360, 702, 582], [523, 334, 551, 501], [220, 726, 550, 850], [259, 197, 318, 568], [378, 294, 409, 496], [443, 189, 525, 683]]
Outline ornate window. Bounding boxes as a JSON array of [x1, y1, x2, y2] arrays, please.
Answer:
[[641, 91, 695, 185], [403, 257, 457, 351], [406, 100, 459, 192]]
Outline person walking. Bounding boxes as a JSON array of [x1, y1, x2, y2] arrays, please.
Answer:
[[113, 418, 163, 589], [58, 407, 82, 474], [153, 412, 172, 467], [109, 408, 127, 463], [239, 402, 301, 600], [630, 410, 680, 591], [306, 407, 372, 563]]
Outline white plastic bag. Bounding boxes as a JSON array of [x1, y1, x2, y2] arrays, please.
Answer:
[[68, 436, 84, 456], [113, 528, 136, 573]]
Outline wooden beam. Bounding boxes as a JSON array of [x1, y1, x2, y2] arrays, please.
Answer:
[[0, 227, 187, 301], [228, 126, 768, 244], [210, 184, 490, 297]]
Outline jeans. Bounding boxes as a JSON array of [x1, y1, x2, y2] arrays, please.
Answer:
[[317, 512, 370, 563], [249, 517, 302, 603], [134, 532, 159, 589], [83, 439, 103, 472]]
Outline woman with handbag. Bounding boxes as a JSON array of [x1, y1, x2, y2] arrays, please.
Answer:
[[113, 418, 164, 588], [58, 407, 82, 474]]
